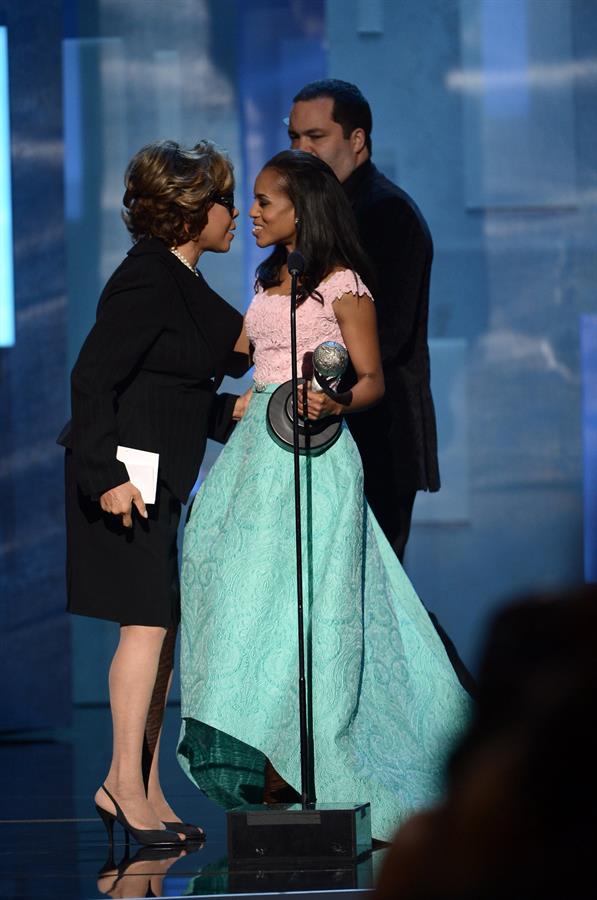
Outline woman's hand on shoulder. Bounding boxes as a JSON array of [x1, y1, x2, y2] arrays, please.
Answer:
[[100, 481, 148, 528]]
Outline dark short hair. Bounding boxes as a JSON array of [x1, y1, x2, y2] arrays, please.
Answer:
[[255, 150, 373, 303], [293, 79, 372, 154], [122, 139, 233, 246]]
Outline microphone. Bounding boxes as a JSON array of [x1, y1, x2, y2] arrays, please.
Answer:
[[312, 341, 349, 396], [288, 250, 305, 277]]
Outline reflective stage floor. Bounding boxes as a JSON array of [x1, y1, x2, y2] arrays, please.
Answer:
[[0, 707, 381, 899]]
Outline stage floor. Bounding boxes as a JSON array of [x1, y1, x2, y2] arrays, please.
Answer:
[[0, 706, 382, 899]]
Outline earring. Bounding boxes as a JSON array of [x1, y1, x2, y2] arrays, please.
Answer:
[[295, 217, 299, 225]]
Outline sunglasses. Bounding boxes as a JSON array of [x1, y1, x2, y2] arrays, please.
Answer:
[[211, 191, 235, 214]]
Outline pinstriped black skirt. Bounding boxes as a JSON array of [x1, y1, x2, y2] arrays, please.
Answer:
[[64, 451, 181, 627]]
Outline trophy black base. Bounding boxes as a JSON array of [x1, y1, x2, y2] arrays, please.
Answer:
[[227, 802, 372, 868]]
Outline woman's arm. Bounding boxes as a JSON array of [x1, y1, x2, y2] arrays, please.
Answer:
[[297, 291, 384, 420], [233, 320, 252, 359], [215, 321, 254, 430], [230, 321, 254, 417], [71, 261, 169, 499], [221, 321, 253, 379]]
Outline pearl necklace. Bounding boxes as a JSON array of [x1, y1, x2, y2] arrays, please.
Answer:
[[170, 246, 198, 276]]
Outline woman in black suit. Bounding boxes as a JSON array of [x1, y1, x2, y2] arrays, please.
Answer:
[[60, 140, 249, 846]]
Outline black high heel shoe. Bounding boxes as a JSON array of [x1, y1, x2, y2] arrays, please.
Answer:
[[162, 820, 205, 840], [96, 784, 185, 847]]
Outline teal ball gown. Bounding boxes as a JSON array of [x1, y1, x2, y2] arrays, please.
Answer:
[[177, 272, 470, 841]]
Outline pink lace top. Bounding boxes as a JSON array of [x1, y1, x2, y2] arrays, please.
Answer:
[[245, 269, 373, 385]]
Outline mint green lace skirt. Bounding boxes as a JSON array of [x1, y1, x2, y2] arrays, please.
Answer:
[[177, 386, 470, 840]]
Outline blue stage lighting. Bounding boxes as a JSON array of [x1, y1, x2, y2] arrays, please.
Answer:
[[0, 26, 15, 348]]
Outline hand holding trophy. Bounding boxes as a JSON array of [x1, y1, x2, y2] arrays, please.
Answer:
[[266, 341, 349, 454]]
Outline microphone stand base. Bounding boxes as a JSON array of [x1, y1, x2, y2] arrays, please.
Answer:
[[227, 801, 372, 868]]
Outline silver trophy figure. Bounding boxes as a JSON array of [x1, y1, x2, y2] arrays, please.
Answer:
[[312, 341, 349, 394]]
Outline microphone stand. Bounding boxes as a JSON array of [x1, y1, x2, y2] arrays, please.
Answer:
[[288, 252, 312, 806], [226, 250, 371, 872]]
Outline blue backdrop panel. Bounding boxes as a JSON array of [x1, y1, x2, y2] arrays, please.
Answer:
[[0, 26, 14, 347], [460, 0, 577, 209], [0, 0, 70, 731], [413, 339, 469, 524], [237, 0, 326, 307]]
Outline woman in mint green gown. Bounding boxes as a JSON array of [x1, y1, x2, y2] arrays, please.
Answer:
[[177, 151, 470, 841]]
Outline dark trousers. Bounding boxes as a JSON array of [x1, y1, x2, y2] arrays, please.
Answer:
[[364, 476, 477, 698]]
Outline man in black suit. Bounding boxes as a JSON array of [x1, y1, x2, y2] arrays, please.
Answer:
[[289, 81, 474, 694], [288, 78, 438, 561]]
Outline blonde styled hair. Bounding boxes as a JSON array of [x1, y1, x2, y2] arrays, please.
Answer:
[[122, 139, 233, 246]]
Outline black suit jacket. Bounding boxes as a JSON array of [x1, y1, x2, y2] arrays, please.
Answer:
[[343, 159, 440, 493], [58, 237, 247, 504]]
